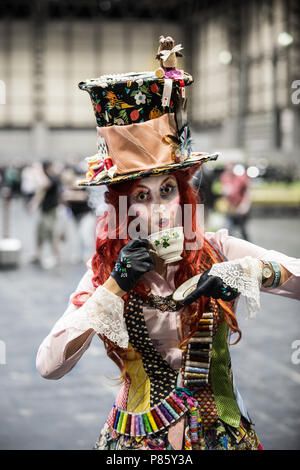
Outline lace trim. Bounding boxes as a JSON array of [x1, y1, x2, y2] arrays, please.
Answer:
[[51, 285, 128, 349], [208, 256, 262, 318], [87, 286, 128, 348]]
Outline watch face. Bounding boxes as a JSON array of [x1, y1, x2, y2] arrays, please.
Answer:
[[263, 266, 272, 278]]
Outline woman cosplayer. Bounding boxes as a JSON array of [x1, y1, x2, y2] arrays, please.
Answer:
[[36, 37, 300, 450]]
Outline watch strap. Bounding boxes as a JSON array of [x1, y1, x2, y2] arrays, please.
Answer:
[[268, 261, 281, 288]]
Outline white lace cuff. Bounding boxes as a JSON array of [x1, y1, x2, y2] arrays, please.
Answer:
[[51, 285, 128, 349], [87, 285, 128, 348], [208, 256, 263, 318]]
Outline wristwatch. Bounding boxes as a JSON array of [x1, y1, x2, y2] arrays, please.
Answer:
[[261, 260, 273, 285]]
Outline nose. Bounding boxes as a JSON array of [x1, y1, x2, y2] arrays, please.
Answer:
[[152, 204, 167, 217], [151, 204, 170, 226]]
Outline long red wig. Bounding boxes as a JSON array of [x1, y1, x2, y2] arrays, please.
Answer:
[[72, 167, 241, 383]]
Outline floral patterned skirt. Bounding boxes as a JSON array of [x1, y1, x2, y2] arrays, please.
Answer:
[[93, 416, 263, 451]]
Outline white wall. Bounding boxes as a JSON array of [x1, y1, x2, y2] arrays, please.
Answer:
[[0, 19, 182, 129]]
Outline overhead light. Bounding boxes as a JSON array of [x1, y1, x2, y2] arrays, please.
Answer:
[[233, 164, 245, 176], [247, 166, 260, 178], [218, 50, 232, 65], [278, 32, 293, 47]]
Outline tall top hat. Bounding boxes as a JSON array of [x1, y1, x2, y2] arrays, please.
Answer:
[[77, 35, 219, 186]]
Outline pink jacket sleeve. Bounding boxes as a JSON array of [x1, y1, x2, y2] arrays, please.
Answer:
[[205, 228, 300, 300], [36, 260, 97, 380]]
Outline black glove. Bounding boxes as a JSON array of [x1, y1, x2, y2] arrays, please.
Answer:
[[110, 238, 155, 292], [182, 268, 240, 305]]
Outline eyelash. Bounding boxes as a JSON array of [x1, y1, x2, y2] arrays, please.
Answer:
[[133, 183, 177, 203]]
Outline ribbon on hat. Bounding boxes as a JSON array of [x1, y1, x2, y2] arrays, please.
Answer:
[[85, 136, 118, 183], [87, 160, 117, 183], [160, 44, 184, 62], [162, 78, 173, 108]]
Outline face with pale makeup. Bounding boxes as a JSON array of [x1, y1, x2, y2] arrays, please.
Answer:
[[128, 174, 181, 236]]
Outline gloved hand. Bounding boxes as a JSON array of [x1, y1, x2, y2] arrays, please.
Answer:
[[110, 238, 155, 292], [182, 268, 240, 305]]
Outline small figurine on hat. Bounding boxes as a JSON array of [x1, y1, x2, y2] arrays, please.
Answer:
[[76, 35, 217, 186], [155, 35, 184, 79]]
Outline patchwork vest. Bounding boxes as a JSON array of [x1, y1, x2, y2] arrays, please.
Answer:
[[106, 287, 246, 440]]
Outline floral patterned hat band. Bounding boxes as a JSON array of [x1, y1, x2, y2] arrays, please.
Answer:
[[77, 36, 220, 186]]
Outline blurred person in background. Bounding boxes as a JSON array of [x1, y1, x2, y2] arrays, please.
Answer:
[[61, 164, 92, 263], [220, 162, 251, 241], [3, 164, 21, 198], [29, 161, 62, 268], [20, 162, 41, 206]]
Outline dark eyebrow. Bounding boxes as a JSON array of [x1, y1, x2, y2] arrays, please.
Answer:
[[135, 175, 175, 189]]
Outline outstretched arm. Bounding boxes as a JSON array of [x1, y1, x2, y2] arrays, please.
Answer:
[[258, 260, 292, 288], [206, 228, 300, 301]]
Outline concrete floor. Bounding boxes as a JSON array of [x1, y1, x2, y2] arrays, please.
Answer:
[[0, 198, 299, 449]]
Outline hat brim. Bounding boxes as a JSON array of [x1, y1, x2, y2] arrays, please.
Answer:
[[78, 152, 219, 187]]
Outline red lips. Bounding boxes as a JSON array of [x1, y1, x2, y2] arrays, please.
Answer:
[[159, 218, 169, 228]]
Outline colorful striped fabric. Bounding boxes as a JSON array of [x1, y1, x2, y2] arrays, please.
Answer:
[[111, 389, 189, 436]]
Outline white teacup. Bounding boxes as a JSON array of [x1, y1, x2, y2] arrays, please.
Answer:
[[147, 226, 184, 264]]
